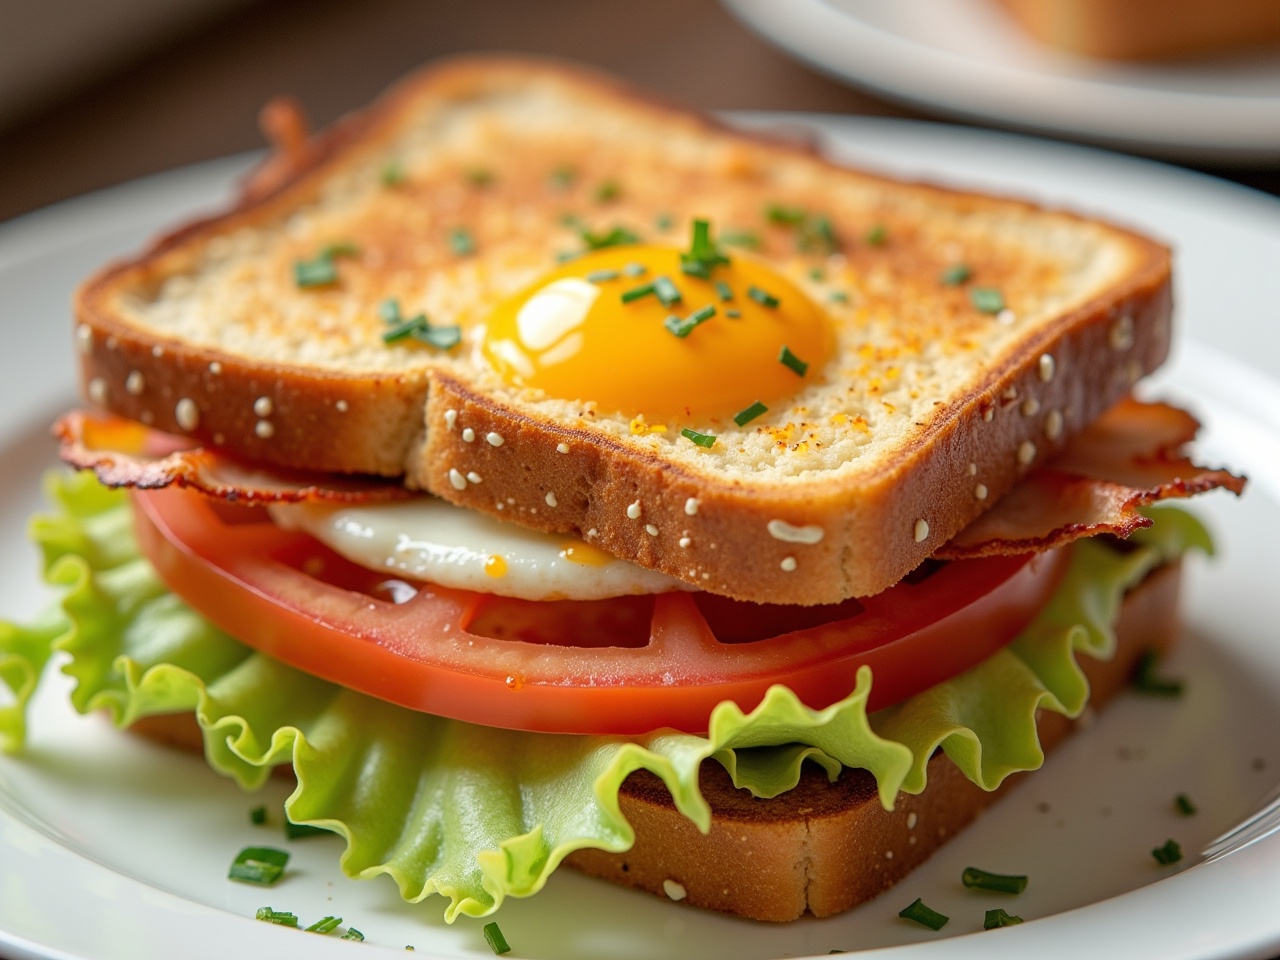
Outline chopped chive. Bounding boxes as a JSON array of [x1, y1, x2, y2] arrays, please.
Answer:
[[294, 257, 338, 288], [1152, 839, 1183, 865], [381, 160, 405, 187], [382, 316, 427, 344], [341, 928, 366, 941], [256, 907, 299, 927], [449, 227, 476, 256], [250, 806, 267, 825], [867, 224, 888, 246], [320, 242, 359, 260], [898, 898, 948, 931], [680, 218, 730, 278], [1175, 793, 1197, 816], [725, 308, 742, 318], [653, 275, 682, 307], [623, 262, 647, 277], [231, 847, 289, 886], [586, 268, 620, 283], [655, 212, 674, 231], [550, 165, 576, 190], [940, 263, 972, 286], [467, 168, 493, 187], [984, 908, 1024, 930], [379, 298, 403, 324], [766, 204, 806, 226], [1134, 650, 1184, 696], [680, 259, 712, 279], [416, 325, 461, 350], [594, 180, 621, 203], [970, 287, 1005, 314], [580, 225, 640, 250], [621, 282, 656, 304], [808, 266, 825, 281], [559, 212, 584, 228], [284, 819, 330, 840], [798, 213, 839, 255], [747, 285, 780, 308], [556, 250, 581, 263], [829, 290, 849, 303], [715, 280, 733, 301], [779, 345, 809, 377], [681, 428, 717, 449], [483, 921, 512, 955], [734, 401, 768, 426], [961, 867, 1028, 894], [306, 915, 343, 934], [664, 304, 716, 338], [720, 229, 761, 249]]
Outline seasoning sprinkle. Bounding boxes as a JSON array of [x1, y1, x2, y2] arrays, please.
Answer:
[[681, 428, 717, 449], [734, 400, 768, 426], [779, 345, 809, 377]]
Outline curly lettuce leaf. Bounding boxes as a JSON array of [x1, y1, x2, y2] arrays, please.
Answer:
[[0, 473, 1204, 919]]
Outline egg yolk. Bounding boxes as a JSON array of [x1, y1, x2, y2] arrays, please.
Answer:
[[482, 245, 833, 421]]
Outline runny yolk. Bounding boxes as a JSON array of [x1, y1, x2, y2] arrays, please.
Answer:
[[481, 245, 834, 421]]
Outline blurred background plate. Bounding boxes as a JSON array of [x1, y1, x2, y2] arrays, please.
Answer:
[[724, 0, 1280, 163]]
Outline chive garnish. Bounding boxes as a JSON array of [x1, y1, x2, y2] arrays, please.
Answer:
[[681, 428, 717, 448], [580, 225, 640, 250], [621, 282, 656, 304], [483, 921, 512, 956], [655, 212, 674, 231], [467, 168, 493, 187], [984, 908, 1024, 929], [1175, 793, 1197, 816], [380, 305, 460, 351], [381, 160, 405, 187], [1134, 650, 1184, 696], [294, 257, 338, 288], [867, 224, 888, 246], [734, 401, 768, 426], [808, 266, 825, 281], [779, 345, 808, 377], [341, 928, 366, 942], [725, 308, 742, 318], [961, 867, 1028, 894], [715, 280, 733, 301], [559, 212, 584, 228], [829, 290, 849, 303], [1153, 839, 1183, 865], [306, 915, 343, 934], [623, 262, 647, 277], [417, 325, 462, 350], [320, 242, 359, 259], [594, 180, 621, 203], [748, 285, 780, 308], [379, 298, 403, 324], [680, 218, 731, 278], [720, 229, 761, 249], [450, 227, 476, 256], [798, 213, 839, 255], [766, 204, 806, 226], [587, 268, 620, 284], [653, 275, 682, 307], [550, 166, 576, 190], [231, 847, 289, 886], [664, 304, 716, 338], [898, 898, 948, 930], [256, 907, 299, 927], [970, 287, 1005, 314], [382, 317, 426, 344], [285, 819, 330, 840], [941, 263, 972, 286], [250, 806, 267, 825]]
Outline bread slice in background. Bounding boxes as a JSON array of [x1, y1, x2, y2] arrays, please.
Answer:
[[75, 56, 1171, 603]]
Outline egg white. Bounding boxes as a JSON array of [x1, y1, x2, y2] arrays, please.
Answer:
[[268, 497, 688, 601]]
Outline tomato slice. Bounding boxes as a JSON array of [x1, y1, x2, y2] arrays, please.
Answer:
[[131, 488, 1070, 735]]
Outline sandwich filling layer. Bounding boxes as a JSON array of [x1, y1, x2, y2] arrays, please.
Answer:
[[0, 471, 1209, 920]]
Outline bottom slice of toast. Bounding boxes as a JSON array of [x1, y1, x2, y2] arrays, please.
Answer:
[[563, 561, 1182, 921]]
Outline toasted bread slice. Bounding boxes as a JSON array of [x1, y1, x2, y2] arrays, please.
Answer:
[[75, 56, 1171, 603]]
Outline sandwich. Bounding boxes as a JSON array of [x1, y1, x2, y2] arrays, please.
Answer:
[[0, 56, 1244, 926]]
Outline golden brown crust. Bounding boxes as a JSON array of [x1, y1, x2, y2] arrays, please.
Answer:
[[564, 560, 1182, 920], [73, 55, 1173, 600]]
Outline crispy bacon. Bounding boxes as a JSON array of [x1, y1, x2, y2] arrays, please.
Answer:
[[55, 411, 409, 504], [939, 398, 1246, 559]]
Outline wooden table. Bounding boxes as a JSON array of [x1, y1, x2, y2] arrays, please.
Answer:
[[1, 0, 1277, 225]]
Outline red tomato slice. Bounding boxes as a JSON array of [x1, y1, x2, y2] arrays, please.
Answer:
[[131, 488, 1070, 735]]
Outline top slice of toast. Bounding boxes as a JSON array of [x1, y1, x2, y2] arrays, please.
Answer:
[[75, 56, 1171, 604]]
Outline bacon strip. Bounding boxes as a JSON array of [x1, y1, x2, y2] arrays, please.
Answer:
[[55, 411, 409, 504], [939, 398, 1245, 559]]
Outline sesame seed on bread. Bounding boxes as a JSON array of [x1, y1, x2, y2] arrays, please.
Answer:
[[74, 55, 1171, 604]]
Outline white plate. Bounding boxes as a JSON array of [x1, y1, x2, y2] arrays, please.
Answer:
[[3, 120, 1280, 960], [724, 0, 1280, 162]]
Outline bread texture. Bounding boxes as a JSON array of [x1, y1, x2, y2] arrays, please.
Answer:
[[995, 0, 1280, 61], [74, 56, 1172, 603], [564, 559, 1182, 920]]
